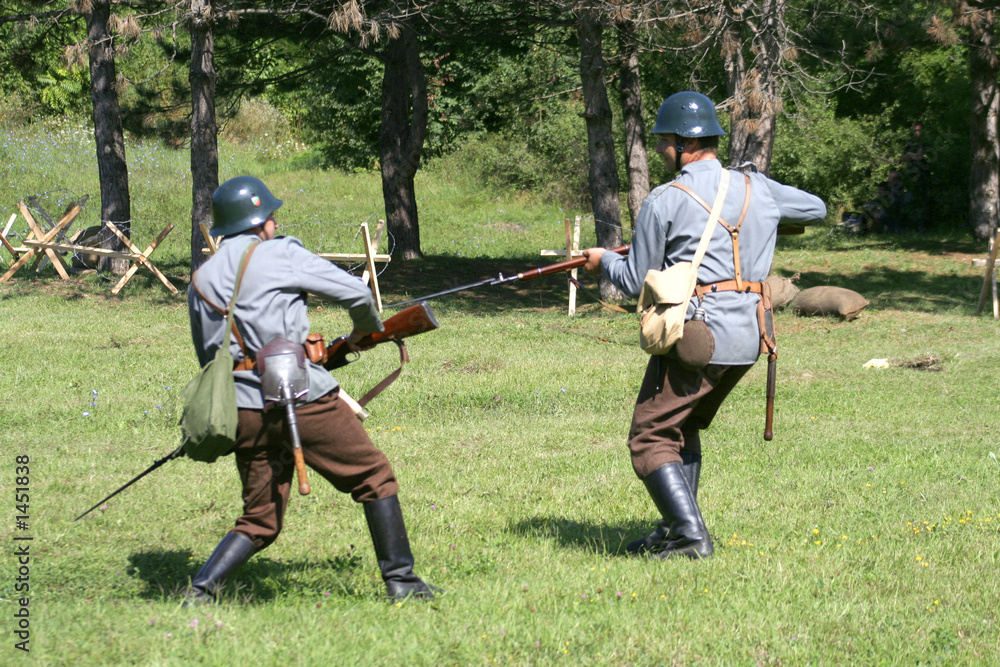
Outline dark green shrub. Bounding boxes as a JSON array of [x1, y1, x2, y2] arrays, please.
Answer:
[[771, 96, 896, 217], [453, 101, 590, 209]]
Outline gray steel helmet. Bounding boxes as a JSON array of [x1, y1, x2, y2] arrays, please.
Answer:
[[652, 91, 726, 138], [210, 176, 283, 237]]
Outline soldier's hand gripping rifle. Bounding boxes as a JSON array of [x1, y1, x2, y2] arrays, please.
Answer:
[[76, 305, 441, 514], [303, 302, 440, 422], [320, 301, 440, 370], [384, 246, 631, 310]]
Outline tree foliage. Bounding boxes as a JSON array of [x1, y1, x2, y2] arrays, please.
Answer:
[[2, 0, 996, 237]]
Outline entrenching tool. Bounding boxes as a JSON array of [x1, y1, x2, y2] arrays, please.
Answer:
[[258, 337, 312, 495]]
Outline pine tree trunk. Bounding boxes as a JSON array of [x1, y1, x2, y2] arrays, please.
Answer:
[[968, 7, 999, 243], [722, 1, 783, 175], [86, 1, 131, 275], [616, 19, 649, 227], [577, 9, 623, 301], [380, 28, 426, 260], [190, 0, 218, 272]]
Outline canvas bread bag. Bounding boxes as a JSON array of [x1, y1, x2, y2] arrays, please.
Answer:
[[638, 168, 731, 355]]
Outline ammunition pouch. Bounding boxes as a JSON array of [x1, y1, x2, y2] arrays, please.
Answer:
[[304, 333, 328, 365]]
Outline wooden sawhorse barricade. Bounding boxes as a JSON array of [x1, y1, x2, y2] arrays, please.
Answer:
[[1, 200, 177, 295], [200, 219, 390, 311], [541, 215, 583, 316]]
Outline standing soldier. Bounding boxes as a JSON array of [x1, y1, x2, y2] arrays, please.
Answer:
[[583, 92, 826, 559], [184, 176, 436, 603]]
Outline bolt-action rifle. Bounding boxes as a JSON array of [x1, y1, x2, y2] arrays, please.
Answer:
[[320, 302, 440, 369], [384, 245, 631, 310], [76, 303, 442, 518], [303, 301, 441, 422], [383, 227, 803, 311]]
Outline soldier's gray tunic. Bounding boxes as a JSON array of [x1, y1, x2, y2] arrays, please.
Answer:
[[601, 159, 826, 365], [188, 234, 384, 410]]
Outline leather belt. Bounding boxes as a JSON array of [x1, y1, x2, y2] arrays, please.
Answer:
[[233, 358, 256, 372], [694, 280, 763, 299]]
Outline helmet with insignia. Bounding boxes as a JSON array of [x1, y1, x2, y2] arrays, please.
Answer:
[[210, 176, 283, 237]]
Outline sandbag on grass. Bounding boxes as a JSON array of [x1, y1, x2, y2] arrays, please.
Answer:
[[766, 275, 800, 310], [790, 286, 869, 321]]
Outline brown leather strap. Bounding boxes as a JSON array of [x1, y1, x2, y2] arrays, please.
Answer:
[[229, 321, 249, 361], [694, 280, 763, 300], [671, 173, 753, 290], [732, 175, 752, 289], [226, 244, 258, 363], [233, 358, 256, 372], [758, 280, 777, 356], [191, 241, 259, 367], [242, 338, 409, 402], [357, 339, 409, 407], [669, 183, 729, 226], [190, 277, 226, 316], [239, 332, 327, 372]]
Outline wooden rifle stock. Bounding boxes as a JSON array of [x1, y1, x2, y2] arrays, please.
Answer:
[[514, 244, 631, 281], [324, 302, 439, 370]]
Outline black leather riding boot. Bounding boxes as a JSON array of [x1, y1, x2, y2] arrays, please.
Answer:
[[681, 450, 701, 498], [645, 462, 713, 559], [364, 495, 437, 601], [183, 531, 256, 607], [626, 452, 702, 555]]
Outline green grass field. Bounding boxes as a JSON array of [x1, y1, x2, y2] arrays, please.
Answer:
[[2, 120, 999, 665]]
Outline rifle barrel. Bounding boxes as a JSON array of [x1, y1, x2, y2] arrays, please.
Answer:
[[384, 245, 630, 309], [384, 277, 497, 310]]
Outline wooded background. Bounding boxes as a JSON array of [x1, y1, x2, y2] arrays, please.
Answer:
[[2, 1, 997, 275]]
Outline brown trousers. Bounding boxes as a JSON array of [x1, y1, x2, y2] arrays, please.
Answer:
[[628, 355, 753, 479], [230, 391, 398, 550]]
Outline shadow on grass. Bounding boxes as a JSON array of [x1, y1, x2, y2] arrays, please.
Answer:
[[784, 267, 977, 313], [126, 547, 368, 602], [378, 252, 606, 314], [829, 231, 980, 256], [5, 231, 987, 316], [770, 231, 985, 313], [0, 257, 192, 305], [508, 516, 660, 557]]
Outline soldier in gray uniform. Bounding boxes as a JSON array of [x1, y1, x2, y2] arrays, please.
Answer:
[[184, 176, 436, 604], [583, 91, 826, 559]]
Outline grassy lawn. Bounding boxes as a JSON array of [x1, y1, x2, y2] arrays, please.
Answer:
[[2, 120, 999, 665]]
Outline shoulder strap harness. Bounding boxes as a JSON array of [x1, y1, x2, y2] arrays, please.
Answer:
[[190, 242, 259, 368], [669, 172, 756, 297]]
